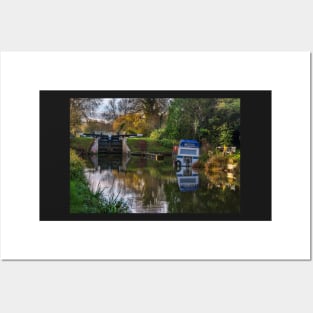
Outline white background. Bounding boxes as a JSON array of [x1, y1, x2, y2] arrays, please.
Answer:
[[1, 51, 310, 260], [0, 1, 312, 312]]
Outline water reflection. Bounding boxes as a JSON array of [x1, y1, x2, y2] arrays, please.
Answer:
[[176, 167, 199, 192], [83, 155, 240, 214]]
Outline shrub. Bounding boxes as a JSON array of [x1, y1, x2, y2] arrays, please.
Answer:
[[150, 128, 165, 140], [70, 149, 85, 180], [99, 194, 129, 213], [230, 151, 240, 162], [158, 138, 177, 148], [205, 154, 228, 172]]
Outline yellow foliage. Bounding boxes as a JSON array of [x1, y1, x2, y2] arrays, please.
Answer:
[[113, 113, 148, 134]]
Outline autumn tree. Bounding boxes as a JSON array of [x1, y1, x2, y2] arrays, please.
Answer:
[[118, 98, 137, 115], [130, 98, 170, 132], [112, 113, 148, 135], [70, 98, 102, 135], [84, 120, 111, 133], [100, 98, 170, 135], [101, 98, 119, 121]]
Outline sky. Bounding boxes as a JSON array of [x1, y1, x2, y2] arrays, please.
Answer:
[[88, 98, 111, 120]]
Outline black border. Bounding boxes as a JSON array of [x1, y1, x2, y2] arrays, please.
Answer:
[[40, 91, 271, 221]]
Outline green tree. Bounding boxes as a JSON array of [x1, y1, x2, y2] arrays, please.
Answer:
[[163, 98, 216, 140], [219, 123, 233, 146], [163, 97, 240, 147]]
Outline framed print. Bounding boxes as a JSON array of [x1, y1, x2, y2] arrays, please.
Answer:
[[0, 52, 310, 260], [40, 90, 271, 221]]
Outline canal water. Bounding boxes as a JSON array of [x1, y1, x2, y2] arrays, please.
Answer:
[[83, 155, 240, 214]]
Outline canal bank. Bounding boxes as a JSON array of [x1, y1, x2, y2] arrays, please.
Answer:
[[69, 149, 128, 213]]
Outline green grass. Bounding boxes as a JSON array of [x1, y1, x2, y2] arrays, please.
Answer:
[[70, 137, 94, 154], [70, 179, 99, 213], [127, 137, 174, 154], [70, 149, 128, 214], [70, 179, 128, 214]]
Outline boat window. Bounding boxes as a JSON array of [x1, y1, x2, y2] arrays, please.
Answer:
[[179, 149, 198, 155]]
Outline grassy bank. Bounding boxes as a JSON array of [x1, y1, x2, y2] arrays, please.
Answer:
[[127, 137, 174, 154], [70, 137, 94, 155], [70, 149, 128, 213]]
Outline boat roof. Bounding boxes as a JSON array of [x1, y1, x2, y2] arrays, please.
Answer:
[[179, 139, 200, 147]]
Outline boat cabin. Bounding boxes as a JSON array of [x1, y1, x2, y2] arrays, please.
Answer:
[[175, 139, 200, 167]]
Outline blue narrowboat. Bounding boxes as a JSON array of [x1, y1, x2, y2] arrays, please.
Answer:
[[175, 139, 200, 167]]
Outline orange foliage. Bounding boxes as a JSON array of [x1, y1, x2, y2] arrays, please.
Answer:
[[112, 113, 148, 134]]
